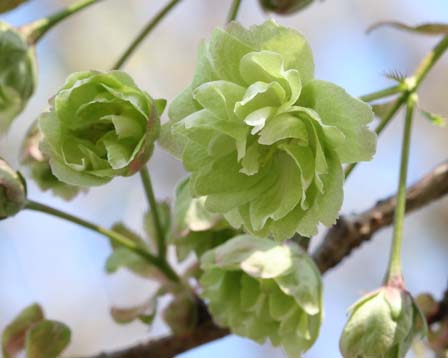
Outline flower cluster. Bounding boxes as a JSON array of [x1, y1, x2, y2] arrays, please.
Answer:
[[200, 235, 323, 356], [162, 20, 376, 240], [38, 70, 165, 187], [0, 22, 37, 132]]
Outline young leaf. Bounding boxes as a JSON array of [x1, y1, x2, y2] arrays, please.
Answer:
[[110, 294, 159, 325], [367, 21, 448, 35], [420, 110, 446, 127], [110, 223, 147, 249], [372, 99, 399, 120], [105, 247, 163, 281], [2, 303, 44, 358], [25, 320, 70, 358]]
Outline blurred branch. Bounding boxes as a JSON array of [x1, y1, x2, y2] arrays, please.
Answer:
[[80, 161, 448, 358], [427, 286, 448, 325], [82, 321, 229, 358], [314, 160, 448, 273]]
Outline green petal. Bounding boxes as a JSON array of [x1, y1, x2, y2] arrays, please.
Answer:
[[49, 157, 110, 187], [249, 153, 302, 230], [258, 112, 308, 145], [235, 81, 286, 119], [207, 28, 255, 85], [228, 20, 314, 84], [296, 149, 343, 236], [193, 80, 245, 120], [300, 79, 376, 163]]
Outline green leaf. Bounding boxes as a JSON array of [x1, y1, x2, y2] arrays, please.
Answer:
[[367, 21, 448, 36], [2, 303, 44, 358], [371, 99, 398, 120], [25, 320, 70, 358], [110, 294, 158, 325], [105, 247, 162, 280], [420, 109, 446, 127], [110, 222, 147, 249]]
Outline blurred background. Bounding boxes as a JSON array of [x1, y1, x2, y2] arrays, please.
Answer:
[[0, 0, 447, 357]]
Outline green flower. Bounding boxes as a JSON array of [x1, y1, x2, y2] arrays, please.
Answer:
[[0, 0, 29, 13], [0, 22, 37, 133], [20, 121, 85, 200], [258, 0, 314, 14], [161, 20, 376, 240], [39, 70, 165, 187], [0, 158, 26, 219], [340, 286, 427, 358], [200, 235, 323, 356]]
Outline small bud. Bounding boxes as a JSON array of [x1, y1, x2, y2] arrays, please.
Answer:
[[0, 158, 26, 219], [340, 286, 427, 358], [200, 235, 323, 356], [0, 22, 37, 133], [0, 0, 29, 13], [258, 0, 314, 14], [20, 121, 85, 201]]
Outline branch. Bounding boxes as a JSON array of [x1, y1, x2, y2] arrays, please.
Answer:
[[84, 321, 229, 358], [427, 285, 448, 325], [80, 161, 448, 358], [313, 160, 448, 273]]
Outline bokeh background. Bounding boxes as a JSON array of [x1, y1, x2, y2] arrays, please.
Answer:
[[0, 0, 447, 357]]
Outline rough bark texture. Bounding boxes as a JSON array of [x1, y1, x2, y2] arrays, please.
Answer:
[[80, 160, 448, 358]]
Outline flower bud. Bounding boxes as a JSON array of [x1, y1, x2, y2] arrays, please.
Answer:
[[38, 70, 166, 187], [258, 0, 314, 14], [20, 121, 85, 200], [200, 235, 323, 356], [0, 0, 29, 13], [0, 22, 37, 132], [340, 286, 427, 358], [0, 158, 26, 219]]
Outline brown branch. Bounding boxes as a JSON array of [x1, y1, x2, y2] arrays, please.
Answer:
[[427, 285, 448, 325], [84, 321, 229, 358], [313, 160, 448, 273], [80, 160, 448, 358]]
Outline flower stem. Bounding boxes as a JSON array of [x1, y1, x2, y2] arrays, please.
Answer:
[[227, 0, 242, 22], [385, 95, 416, 284], [22, 0, 102, 44], [139, 166, 166, 258], [109, 1, 181, 266], [359, 84, 403, 103], [25, 199, 179, 282], [345, 35, 448, 180], [111, 0, 183, 70], [414, 35, 448, 87]]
